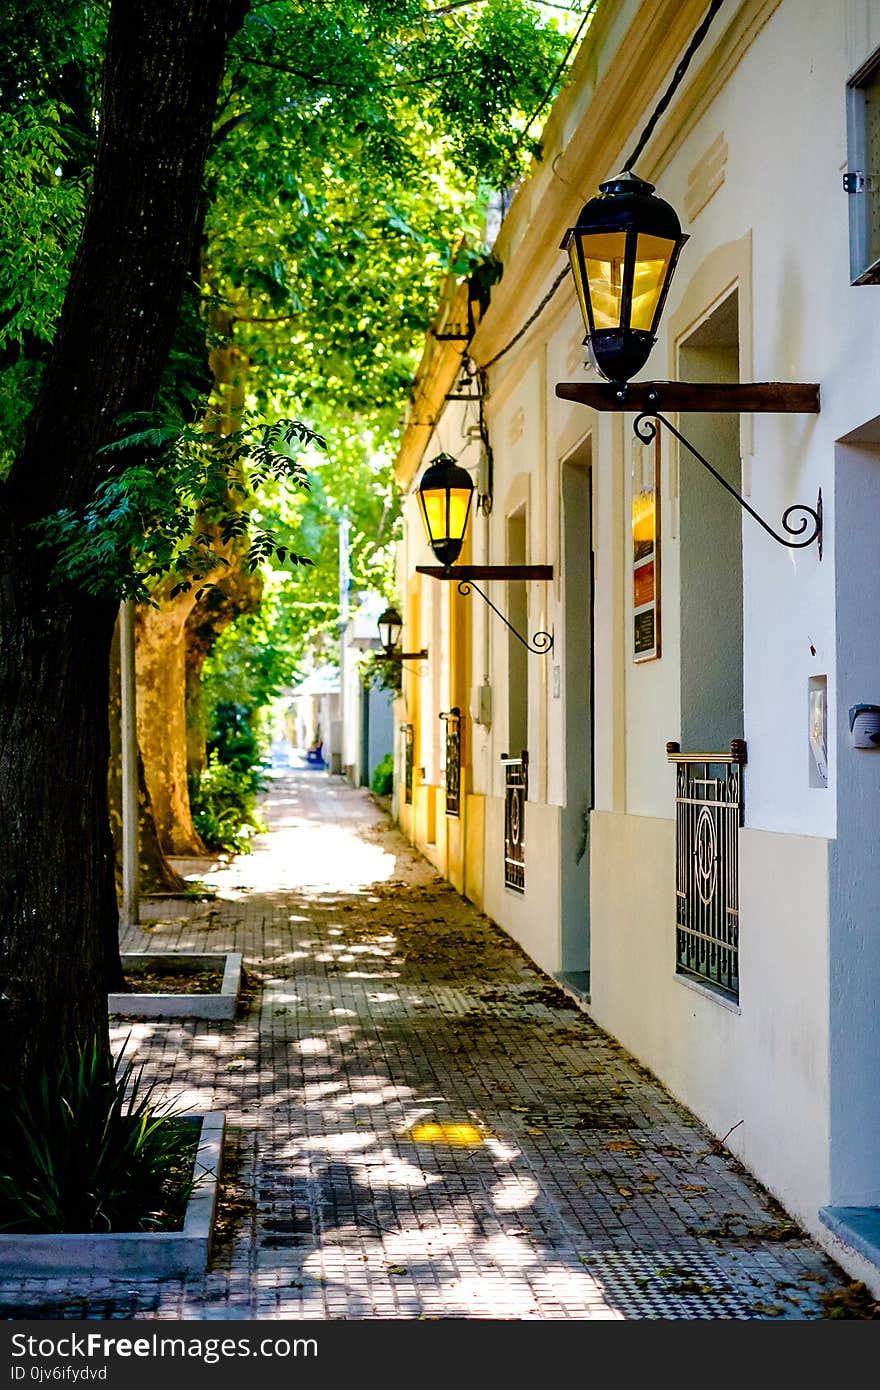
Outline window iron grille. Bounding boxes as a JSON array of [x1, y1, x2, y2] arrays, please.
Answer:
[[666, 740, 745, 1000], [502, 751, 528, 892], [401, 723, 414, 805], [440, 708, 462, 817]]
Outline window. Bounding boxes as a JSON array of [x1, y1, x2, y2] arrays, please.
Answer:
[[846, 49, 880, 284]]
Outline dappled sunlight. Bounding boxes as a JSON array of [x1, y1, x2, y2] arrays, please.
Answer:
[[355, 1157, 444, 1190], [286, 1132, 379, 1155], [332, 1083, 415, 1110], [300, 1081, 346, 1102], [192, 783, 399, 895], [490, 1175, 541, 1212], [484, 1137, 523, 1163], [343, 969, 401, 979]]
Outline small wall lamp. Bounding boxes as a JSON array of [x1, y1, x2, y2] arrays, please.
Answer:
[[415, 452, 554, 655], [376, 605, 427, 662]]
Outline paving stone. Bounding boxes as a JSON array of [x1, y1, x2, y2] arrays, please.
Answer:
[[0, 764, 861, 1319]]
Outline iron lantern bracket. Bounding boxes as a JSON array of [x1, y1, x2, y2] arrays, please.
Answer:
[[379, 649, 428, 661], [555, 380, 823, 559], [416, 565, 554, 655], [634, 410, 822, 559]]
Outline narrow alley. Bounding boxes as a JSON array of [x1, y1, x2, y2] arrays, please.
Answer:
[[0, 764, 861, 1320]]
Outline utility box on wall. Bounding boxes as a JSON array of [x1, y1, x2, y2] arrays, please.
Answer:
[[470, 681, 492, 728]]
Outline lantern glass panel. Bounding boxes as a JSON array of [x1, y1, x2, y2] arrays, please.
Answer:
[[419, 489, 447, 545], [446, 487, 473, 544], [567, 240, 593, 333], [631, 233, 676, 332], [582, 230, 628, 330]]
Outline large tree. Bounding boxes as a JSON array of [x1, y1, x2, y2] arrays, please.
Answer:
[[0, 0, 239, 1078], [0, 0, 583, 1080]]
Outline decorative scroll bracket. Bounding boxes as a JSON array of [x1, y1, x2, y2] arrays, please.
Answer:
[[416, 565, 554, 655], [635, 411, 823, 559]]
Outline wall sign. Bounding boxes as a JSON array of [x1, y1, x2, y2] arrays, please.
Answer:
[[632, 433, 661, 662]]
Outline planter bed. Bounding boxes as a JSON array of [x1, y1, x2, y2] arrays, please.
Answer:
[[0, 1111, 224, 1278], [108, 952, 242, 1020]]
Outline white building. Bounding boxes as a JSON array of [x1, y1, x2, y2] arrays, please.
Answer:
[[394, 0, 880, 1294]]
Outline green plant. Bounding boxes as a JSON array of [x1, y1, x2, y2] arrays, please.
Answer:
[[191, 751, 267, 854], [208, 700, 264, 782], [371, 751, 394, 797], [0, 1037, 197, 1234], [361, 649, 403, 696]]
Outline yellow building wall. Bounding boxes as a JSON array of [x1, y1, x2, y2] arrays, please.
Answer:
[[394, 523, 484, 908]]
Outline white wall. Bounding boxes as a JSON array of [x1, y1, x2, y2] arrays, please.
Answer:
[[398, 0, 880, 1273]]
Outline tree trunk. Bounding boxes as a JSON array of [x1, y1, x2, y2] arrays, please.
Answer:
[[0, 566, 120, 1073], [0, 0, 234, 1081], [136, 590, 208, 857]]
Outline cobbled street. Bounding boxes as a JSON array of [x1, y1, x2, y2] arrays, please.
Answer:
[[0, 763, 865, 1320]]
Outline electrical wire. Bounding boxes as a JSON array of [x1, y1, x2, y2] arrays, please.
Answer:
[[474, 0, 727, 372], [480, 264, 571, 371], [622, 0, 725, 173], [513, 0, 600, 154]]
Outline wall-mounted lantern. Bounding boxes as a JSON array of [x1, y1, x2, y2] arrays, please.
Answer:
[[558, 169, 823, 556], [414, 452, 554, 655], [376, 605, 427, 662], [562, 171, 688, 386], [416, 453, 475, 568]]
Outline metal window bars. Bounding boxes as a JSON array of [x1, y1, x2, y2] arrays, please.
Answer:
[[502, 751, 528, 892], [666, 740, 745, 1001], [440, 708, 462, 818]]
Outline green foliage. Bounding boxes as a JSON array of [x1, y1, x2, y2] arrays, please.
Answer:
[[191, 751, 267, 855], [31, 414, 320, 603], [3, 0, 590, 690], [370, 751, 394, 796], [361, 647, 403, 696], [0, 1036, 196, 1234], [0, 102, 87, 350], [209, 700, 263, 778], [0, 1, 107, 475]]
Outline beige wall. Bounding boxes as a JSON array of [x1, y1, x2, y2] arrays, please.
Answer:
[[482, 798, 562, 976], [589, 811, 830, 1229]]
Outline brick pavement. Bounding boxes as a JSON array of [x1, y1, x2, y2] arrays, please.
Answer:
[[0, 764, 862, 1319]]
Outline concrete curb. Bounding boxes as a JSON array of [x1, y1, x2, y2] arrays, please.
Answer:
[[109, 952, 242, 1020], [0, 1111, 225, 1277]]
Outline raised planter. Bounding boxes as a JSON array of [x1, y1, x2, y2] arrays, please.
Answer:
[[0, 1111, 225, 1277], [108, 952, 242, 1020]]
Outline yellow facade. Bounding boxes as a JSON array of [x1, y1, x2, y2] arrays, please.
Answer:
[[393, 281, 484, 909]]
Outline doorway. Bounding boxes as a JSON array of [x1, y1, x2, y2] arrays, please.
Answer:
[[678, 290, 743, 748], [560, 440, 594, 993]]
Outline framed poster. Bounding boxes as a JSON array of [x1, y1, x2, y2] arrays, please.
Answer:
[[632, 433, 661, 662]]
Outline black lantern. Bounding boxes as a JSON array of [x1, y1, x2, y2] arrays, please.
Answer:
[[562, 170, 688, 384], [416, 452, 475, 568], [377, 605, 403, 655]]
